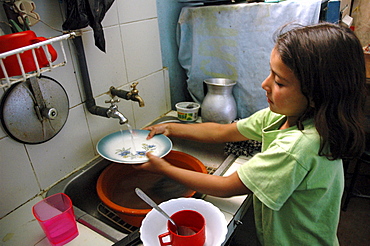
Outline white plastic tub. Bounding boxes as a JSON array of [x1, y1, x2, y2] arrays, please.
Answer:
[[175, 102, 200, 122]]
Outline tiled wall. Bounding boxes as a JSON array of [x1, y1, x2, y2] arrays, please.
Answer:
[[0, 0, 171, 218]]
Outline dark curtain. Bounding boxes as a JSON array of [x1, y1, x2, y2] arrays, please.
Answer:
[[62, 0, 115, 52]]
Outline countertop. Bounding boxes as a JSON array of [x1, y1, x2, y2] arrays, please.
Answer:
[[0, 194, 113, 246], [0, 156, 250, 246]]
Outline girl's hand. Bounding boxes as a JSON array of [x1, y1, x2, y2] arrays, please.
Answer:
[[133, 152, 170, 174], [143, 124, 171, 140]]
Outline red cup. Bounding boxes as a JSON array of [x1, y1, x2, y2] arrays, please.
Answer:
[[158, 210, 206, 246], [32, 193, 79, 246], [0, 30, 57, 78]]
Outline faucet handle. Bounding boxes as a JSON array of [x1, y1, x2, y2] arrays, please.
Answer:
[[130, 82, 140, 95], [105, 98, 120, 105], [130, 82, 139, 90]]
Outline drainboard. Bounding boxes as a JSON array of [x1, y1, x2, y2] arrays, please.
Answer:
[[46, 116, 237, 243]]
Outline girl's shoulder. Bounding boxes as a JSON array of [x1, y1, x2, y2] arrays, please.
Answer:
[[237, 108, 285, 141], [268, 119, 322, 168], [246, 107, 283, 125]]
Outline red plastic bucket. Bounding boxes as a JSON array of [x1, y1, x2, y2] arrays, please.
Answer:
[[0, 30, 57, 78]]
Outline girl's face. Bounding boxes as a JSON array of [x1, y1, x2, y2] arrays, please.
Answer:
[[261, 47, 308, 123]]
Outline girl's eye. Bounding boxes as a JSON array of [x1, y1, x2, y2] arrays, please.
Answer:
[[275, 81, 284, 87]]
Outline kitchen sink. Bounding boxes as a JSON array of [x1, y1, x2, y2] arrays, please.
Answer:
[[47, 115, 237, 244]]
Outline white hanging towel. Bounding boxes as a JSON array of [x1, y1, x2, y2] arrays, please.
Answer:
[[177, 0, 322, 118]]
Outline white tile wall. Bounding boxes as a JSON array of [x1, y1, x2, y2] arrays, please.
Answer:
[[117, 0, 158, 24], [0, 137, 40, 216], [26, 104, 96, 189], [120, 19, 163, 82], [0, 0, 170, 219], [101, 1, 119, 27], [0, 196, 44, 245], [81, 26, 128, 97], [131, 71, 169, 128]]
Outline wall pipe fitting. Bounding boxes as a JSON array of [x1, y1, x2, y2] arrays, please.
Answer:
[[72, 36, 110, 118], [72, 35, 143, 125]]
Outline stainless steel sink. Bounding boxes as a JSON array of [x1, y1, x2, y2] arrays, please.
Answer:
[[47, 115, 237, 244]]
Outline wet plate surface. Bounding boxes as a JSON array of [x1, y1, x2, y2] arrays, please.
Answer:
[[97, 130, 172, 164]]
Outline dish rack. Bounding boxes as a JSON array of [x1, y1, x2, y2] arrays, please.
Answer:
[[0, 32, 76, 89]]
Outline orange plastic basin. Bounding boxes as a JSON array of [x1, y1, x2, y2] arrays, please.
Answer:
[[96, 150, 207, 227]]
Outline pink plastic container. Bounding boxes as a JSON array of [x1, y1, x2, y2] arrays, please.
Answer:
[[32, 193, 79, 246]]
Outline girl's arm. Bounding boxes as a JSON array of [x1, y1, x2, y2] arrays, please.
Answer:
[[134, 152, 251, 197], [144, 122, 249, 143]]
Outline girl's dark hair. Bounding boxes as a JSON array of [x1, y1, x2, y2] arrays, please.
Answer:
[[275, 23, 366, 160]]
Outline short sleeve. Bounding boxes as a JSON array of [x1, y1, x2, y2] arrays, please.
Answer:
[[237, 108, 268, 141], [237, 108, 284, 142], [237, 145, 308, 211]]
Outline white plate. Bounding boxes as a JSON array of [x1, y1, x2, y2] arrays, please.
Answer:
[[96, 130, 172, 164], [140, 198, 227, 246]]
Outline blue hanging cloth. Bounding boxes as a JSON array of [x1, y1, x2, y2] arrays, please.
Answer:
[[62, 0, 115, 52]]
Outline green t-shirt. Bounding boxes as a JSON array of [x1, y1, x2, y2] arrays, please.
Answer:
[[236, 108, 343, 246]]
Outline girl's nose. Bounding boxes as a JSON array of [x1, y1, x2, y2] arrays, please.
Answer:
[[261, 74, 272, 92]]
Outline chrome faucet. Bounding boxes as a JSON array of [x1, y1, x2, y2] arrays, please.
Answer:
[[105, 99, 128, 125]]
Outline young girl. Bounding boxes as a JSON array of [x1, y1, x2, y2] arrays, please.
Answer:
[[136, 23, 367, 245]]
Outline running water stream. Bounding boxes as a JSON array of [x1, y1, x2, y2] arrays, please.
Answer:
[[121, 123, 137, 159]]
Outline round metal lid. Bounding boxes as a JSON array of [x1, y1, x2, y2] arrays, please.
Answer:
[[0, 75, 69, 144]]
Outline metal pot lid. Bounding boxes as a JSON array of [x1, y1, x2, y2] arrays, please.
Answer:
[[0, 75, 69, 144]]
